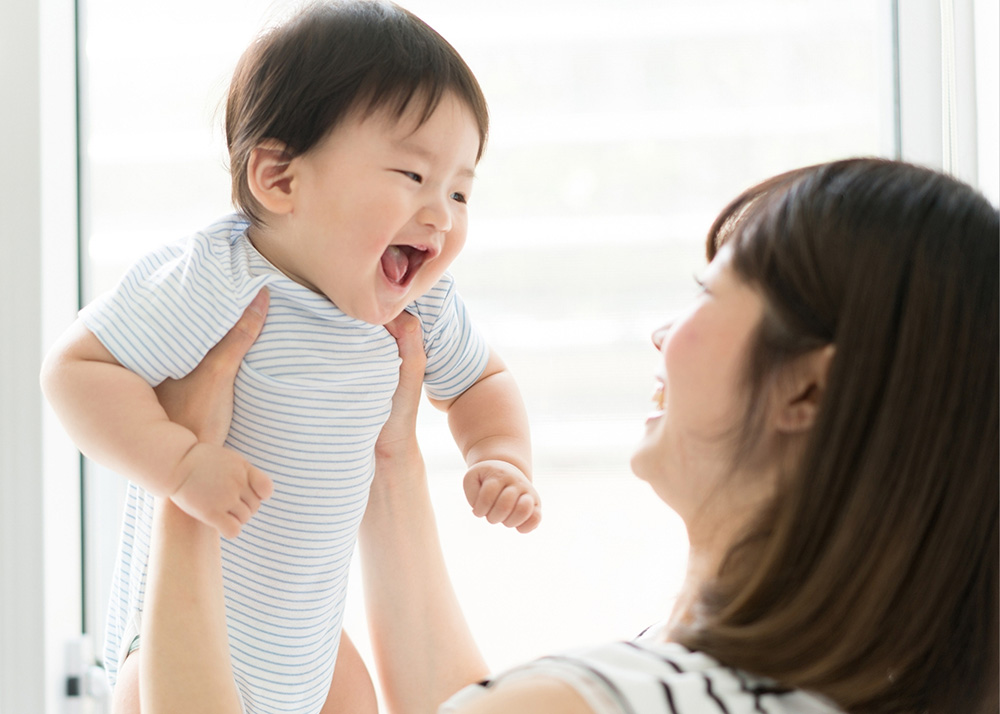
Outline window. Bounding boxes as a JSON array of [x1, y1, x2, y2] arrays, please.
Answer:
[[78, 0, 890, 688]]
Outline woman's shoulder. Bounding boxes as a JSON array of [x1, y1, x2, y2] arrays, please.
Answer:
[[443, 638, 844, 714]]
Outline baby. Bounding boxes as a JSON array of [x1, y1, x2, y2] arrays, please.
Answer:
[[40, 2, 539, 712]]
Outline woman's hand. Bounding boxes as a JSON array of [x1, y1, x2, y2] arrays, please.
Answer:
[[154, 289, 269, 446], [374, 310, 428, 460]]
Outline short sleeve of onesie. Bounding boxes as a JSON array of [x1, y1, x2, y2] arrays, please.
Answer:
[[79, 217, 269, 386], [407, 272, 490, 402]]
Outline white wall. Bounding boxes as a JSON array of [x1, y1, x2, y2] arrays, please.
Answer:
[[0, 0, 47, 708], [0, 0, 81, 712]]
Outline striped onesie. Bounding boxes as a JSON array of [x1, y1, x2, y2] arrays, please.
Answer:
[[442, 634, 844, 714], [81, 214, 489, 713]]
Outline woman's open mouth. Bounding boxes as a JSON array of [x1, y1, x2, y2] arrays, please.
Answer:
[[380, 245, 431, 288], [646, 379, 665, 422], [651, 379, 665, 410]]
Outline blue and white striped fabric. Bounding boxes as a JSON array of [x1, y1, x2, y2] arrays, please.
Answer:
[[82, 214, 489, 713], [441, 637, 844, 714]]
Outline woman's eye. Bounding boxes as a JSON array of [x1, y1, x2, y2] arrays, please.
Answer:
[[693, 274, 709, 293]]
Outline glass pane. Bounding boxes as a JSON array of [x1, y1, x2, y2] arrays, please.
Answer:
[[79, 0, 890, 679]]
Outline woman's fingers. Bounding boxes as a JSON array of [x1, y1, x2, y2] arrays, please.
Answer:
[[376, 312, 427, 452], [209, 289, 269, 379], [384, 311, 426, 402], [156, 289, 269, 445]]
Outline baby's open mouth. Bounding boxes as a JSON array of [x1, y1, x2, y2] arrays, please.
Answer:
[[380, 245, 430, 287]]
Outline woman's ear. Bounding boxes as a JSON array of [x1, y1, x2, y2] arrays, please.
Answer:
[[774, 344, 836, 433], [247, 140, 296, 216]]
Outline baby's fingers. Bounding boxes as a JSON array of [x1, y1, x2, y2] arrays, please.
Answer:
[[484, 484, 525, 525], [214, 512, 243, 540], [228, 499, 254, 528], [467, 476, 503, 519], [513, 496, 542, 533], [493, 490, 541, 532], [229, 466, 272, 536], [248, 465, 274, 502]]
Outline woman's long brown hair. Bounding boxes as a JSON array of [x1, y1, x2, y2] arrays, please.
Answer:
[[673, 158, 999, 713]]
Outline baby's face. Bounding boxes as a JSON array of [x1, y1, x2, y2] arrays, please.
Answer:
[[270, 91, 480, 325]]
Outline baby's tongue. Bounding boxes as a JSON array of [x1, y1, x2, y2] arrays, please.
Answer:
[[381, 246, 409, 285]]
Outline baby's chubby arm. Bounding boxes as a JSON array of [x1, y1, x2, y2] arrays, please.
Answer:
[[431, 350, 540, 533], [40, 294, 273, 539]]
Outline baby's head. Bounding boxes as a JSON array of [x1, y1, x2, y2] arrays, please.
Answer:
[[226, 0, 489, 227]]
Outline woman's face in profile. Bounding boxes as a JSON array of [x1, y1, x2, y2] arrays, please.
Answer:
[[630, 247, 766, 520]]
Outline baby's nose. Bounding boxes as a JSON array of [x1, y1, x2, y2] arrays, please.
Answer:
[[418, 196, 452, 233]]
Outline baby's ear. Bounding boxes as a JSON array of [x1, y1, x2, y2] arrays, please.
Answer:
[[247, 140, 295, 215], [773, 344, 835, 433]]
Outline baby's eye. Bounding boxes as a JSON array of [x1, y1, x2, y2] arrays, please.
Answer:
[[450, 192, 468, 204], [397, 171, 422, 183]]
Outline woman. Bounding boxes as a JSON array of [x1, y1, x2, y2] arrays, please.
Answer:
[[140, 158, 998, 713]]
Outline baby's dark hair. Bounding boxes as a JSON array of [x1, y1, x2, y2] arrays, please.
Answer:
[[225, 0, 489, 226]]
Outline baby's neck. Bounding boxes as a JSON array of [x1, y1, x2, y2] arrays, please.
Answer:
[[245, 224, 279, 267], [246, 223, 319, 294]]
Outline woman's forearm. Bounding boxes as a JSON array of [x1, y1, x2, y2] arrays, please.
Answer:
[[360, 442, 489, 714], [141, 500, 242, 714]]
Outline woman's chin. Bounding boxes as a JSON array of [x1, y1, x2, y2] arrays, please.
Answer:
[[630, 417, 677, 489], [629, 440, 657, 483]]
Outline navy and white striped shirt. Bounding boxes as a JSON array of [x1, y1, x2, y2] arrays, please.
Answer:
[[442, 638, 843, 714], [82, 215, 489, 713]]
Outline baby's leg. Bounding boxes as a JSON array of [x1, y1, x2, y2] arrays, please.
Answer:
[[116, 624, 379, 713], [112, 501, 376, 714], [111, 499, 240, 713], [139, 498, 242, 714], [110, 647, 140, 713], [320, 629, 378, 714]]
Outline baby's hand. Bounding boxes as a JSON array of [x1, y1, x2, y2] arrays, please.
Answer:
[[463, 461, 541, 533], [170, 443, 274, 539]]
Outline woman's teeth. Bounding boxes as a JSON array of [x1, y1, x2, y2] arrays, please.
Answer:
[[651, 382, 665, 410]]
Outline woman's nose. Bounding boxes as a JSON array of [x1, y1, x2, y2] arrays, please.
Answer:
[[651, 321, 673, 349], [651, 326, 666, 349]]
